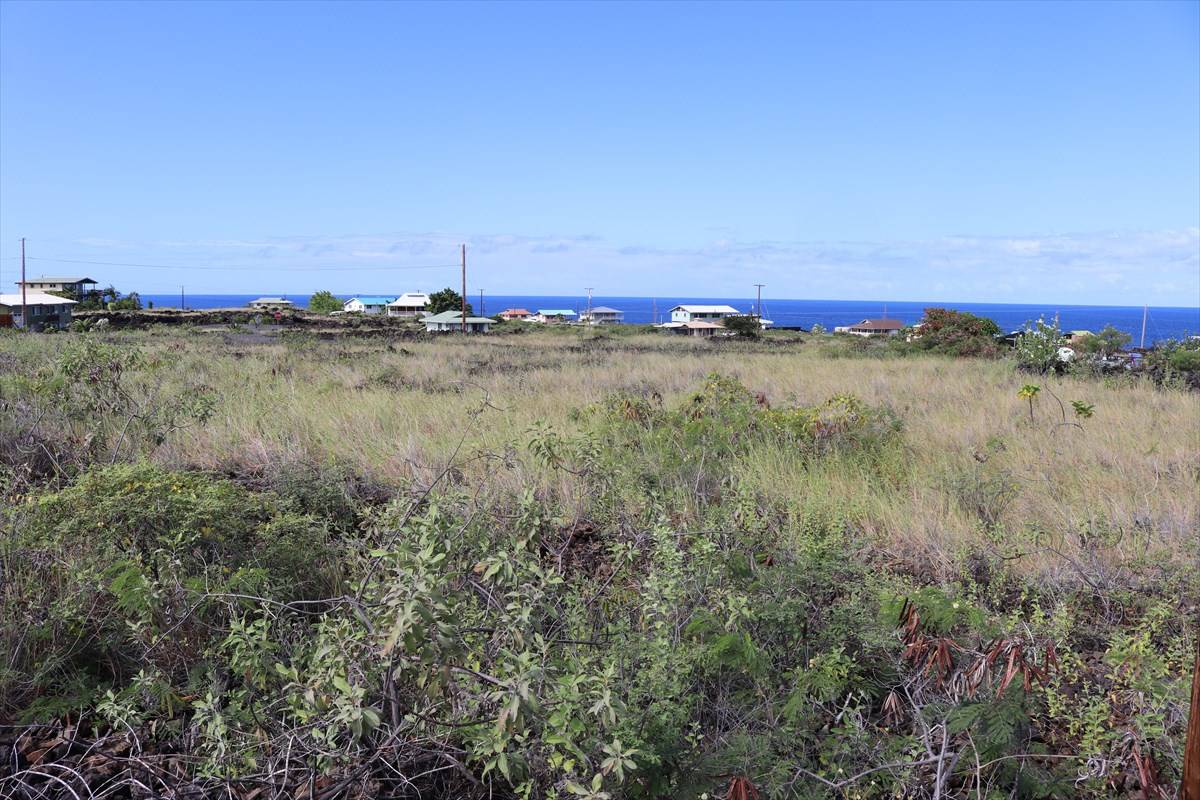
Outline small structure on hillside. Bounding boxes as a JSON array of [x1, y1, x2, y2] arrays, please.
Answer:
[[669, 304, 740, 324], [532, 309, 577, 323], [248, 297, 295, 310], [498, 308, 532, 321], [0, 292, 77, 330], [387, 293, 430, 318], [422, 310, 496, 333], [14, 276, 97, 301], [581, 306, 624, 325], [343, 296, 394, 315], [836, 318, 904, 337]]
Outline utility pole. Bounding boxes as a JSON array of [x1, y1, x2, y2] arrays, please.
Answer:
[[585, 287, 593, 323], [20, 238, 27, 330], [753, 284, 764, 319], [479, 289, 484, 318], [652, 298, 657, 325], [181, 285, 185, 310], [460, 244, 467, 333], [1140, 305, 1148, 349]]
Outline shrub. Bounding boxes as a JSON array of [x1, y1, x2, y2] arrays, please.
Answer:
[[911, 307, 1001, 357]]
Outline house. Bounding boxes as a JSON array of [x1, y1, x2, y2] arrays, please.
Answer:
[[498, 308, 532, 321], [387, 292, 430, 318], [838, 318, 904, 337], [581, 306, 624, 325], [0, 292, 77, 331], [343, 296, 394, 315], [532, 309, 577, 323], [15, 276, 98, 300], [248, 297, 294, 310], [1066, 330, 1093, 346], [421, 310, 496, 333], [661, 320, 724, 337], [669, 304, 740, 323]]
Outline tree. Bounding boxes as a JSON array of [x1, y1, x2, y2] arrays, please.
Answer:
[[109, 292, 142, 311], [1075, 324, 1131, 357], [1014, 318, 1065, 374], [912, 308, 1001, 357], [308, 290, 343, 314], [427, 288, 473, 316], [721, 315, 761, 338]]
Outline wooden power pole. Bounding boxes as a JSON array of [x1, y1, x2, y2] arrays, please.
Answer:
[[585, 287, 593, 323], [1184, 641, 1200, 800], [20, 238, 27, 330], [754, 283, 764, 319], [460, 244, 467, 333]]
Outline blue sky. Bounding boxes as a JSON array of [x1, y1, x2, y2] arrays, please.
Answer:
[[1, 0, 1197, 304]]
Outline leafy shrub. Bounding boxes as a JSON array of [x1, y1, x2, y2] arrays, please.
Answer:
[[911, 307, 1002, 357]]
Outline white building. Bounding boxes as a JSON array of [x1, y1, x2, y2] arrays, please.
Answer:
[[422, 310, 496, 333], [343, 296, 394, 315], [669, 304, 740, 324], [580, 306, 624, 325], [532, 309, 578, 323], [0, 292, 77, 331], [387, 292, 431, 318], [248, 297, 294, 310], [14, 276, 97, 300]]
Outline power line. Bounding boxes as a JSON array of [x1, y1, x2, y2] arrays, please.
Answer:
[[14, 256, 460, 272]]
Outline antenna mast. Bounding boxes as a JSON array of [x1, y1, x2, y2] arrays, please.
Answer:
[[754, 284, 764, 319], [461, 244, 467, 333]]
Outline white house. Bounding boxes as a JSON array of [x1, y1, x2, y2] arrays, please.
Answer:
[[422, 310, 496, 333], [343, 296, 394, 315], [669, 304, 740, 324], [248, 297, 294, 310], [836, 318, 904, 337], [580, 306, 624, 325], [15, 276, 97, 300], [387, 292, 430, 318], [0, 292, 77, 331], [532, 309, 577, 323]]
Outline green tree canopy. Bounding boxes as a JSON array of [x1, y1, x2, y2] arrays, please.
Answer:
[[1075, 324, 1132, 356], [307, 290, 343, 314], [912, 307, 1001, 357], [427, 288, 474, 316], [721, 315, 761, 338]]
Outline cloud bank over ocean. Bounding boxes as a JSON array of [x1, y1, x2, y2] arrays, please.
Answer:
[[23, 227, 1200, 306]]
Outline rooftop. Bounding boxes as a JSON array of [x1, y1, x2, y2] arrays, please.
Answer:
[[588, 306, 623, 314], [537, 309, 577, 316], [16, 276, 97, 284], [423, 310, 497, 324], [850, 318, 904, 330], [389, 293, 430, 306], [250, 297, 293, 304], [347, 296, 395, 305], [672, 304, 740, 314], [0, 292, 78, 306]]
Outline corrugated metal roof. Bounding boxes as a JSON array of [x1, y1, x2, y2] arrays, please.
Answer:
[[537, 309, 577, 316], [671, 304, 739, 314], [0, 292, 78, 305], [346, 296, 394, 305], [16, 276, 97, 284], [423, 310, 496, 324]]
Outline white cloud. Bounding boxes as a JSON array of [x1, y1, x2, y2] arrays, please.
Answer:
[[44, 227, 1200, 305]]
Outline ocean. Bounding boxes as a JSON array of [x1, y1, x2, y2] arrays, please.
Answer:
[[140, 294, 1200, 345]]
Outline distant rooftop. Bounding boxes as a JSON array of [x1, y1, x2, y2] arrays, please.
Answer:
[[588, 306, 622, 314], [672, 304, 739, 314], [347, 296, 395, 305], [537, 309, 577, 316], [16, 276, 97, 284], [0, 292, 78, 305]]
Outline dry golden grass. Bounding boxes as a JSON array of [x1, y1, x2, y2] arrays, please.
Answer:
[[11, 326, 1200, 582]]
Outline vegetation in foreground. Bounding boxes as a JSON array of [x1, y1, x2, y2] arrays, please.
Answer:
[[1, 325, 1196, 799]]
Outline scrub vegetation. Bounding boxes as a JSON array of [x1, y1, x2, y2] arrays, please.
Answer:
[[1, 324, 1196, 799]]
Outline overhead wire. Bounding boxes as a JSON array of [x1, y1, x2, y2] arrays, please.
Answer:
[[11, 255, 460, 272]]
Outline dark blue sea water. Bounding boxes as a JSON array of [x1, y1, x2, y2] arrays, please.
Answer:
[[141, 294, 1200, 345]]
